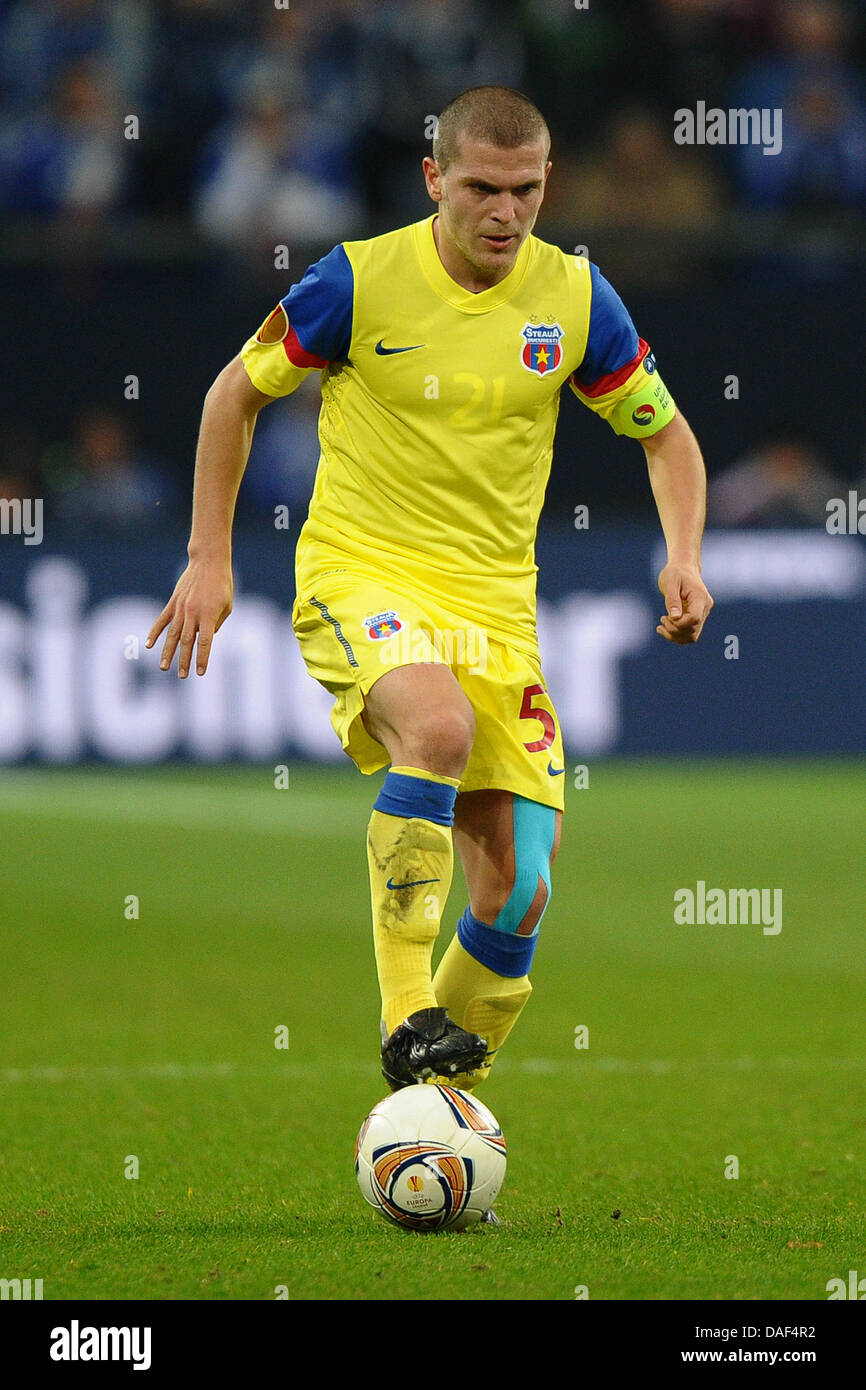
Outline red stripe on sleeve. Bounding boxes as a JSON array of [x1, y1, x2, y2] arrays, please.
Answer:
[[571, 337, 651, 399], [284, 325, 329, 369]]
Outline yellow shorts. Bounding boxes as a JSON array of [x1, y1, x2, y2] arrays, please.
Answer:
[[292, 569, 565, 812]]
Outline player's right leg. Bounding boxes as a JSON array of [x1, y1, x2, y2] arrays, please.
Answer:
[[291, 576, 487, 1089], [362, 665, 488, 1089]]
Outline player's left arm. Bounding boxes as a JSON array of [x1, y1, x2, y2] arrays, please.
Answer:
[[642, 410, 714, 645], [568, 262, 713, 645]]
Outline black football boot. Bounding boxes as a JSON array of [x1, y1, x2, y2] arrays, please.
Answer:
[[381, 1007, 487, 1091]]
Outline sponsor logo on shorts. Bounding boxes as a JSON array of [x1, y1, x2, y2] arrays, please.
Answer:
[[363, 611, 403, 640]]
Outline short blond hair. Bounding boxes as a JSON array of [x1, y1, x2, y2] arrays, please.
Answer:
[[432, 86, 550, 170]]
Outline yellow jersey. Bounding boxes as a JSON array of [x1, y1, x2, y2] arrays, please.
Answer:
[[240, 213, 675, 655]]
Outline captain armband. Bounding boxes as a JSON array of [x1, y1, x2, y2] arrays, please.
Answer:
[[571, 350, 677, 439], [608, 368, 677, 438]]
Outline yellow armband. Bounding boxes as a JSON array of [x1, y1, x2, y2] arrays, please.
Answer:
[[570, 349, 677, 438], [608, 368, 676, 438]]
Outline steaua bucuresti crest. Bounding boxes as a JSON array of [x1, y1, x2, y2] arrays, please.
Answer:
[[363, 610, 402, 640], [520, 322, 564, 376]]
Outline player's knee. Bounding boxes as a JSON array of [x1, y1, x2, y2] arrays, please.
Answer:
[[490, 798, 555, 937], [457, 800, 555, 981], [512, 874, 550, 936], [412, 703, 475, 775], [492, 866, 552, 936]]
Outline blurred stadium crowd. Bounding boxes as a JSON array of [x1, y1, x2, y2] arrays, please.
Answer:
[[4, 0, 866, 233], [1, 0, 865, 530]]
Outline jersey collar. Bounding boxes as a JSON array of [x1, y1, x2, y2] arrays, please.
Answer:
[[414, 214, 532, 312]]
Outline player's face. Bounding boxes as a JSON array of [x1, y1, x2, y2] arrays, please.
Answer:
[[424, 138, 551, 289]]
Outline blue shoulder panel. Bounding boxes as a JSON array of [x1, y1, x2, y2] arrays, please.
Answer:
[[573, 263, 640, 388], [279, 244, 354, 363]]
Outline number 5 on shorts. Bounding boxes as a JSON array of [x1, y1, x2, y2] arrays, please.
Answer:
[[519, 683, 556, 752]]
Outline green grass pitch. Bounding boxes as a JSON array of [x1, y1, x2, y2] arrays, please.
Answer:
[[1, 759, 864, 1301]]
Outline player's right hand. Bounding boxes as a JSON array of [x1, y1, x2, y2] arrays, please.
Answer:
[[145, 558, 234, 678]]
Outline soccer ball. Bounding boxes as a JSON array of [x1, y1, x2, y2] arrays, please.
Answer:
[[354, 1084, 506, 1231]]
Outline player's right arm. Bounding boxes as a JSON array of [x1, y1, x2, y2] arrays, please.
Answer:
[[145, 350, 274, 678], [147, 244, 353, 677]]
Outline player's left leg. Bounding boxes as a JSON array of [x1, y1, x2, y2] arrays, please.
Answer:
[[433, 789, 562, 1087]]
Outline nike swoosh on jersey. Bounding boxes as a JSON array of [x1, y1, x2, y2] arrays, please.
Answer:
[[386, 876, 441, 889], [547, 763, 566, 776], [375, 339, 425, 355]]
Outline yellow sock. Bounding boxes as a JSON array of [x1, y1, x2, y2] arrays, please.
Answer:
[[367, 766, 459, 1036], [432, 932, 532, 1087]]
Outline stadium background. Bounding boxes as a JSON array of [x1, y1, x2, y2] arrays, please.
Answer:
[[2, 0, 866, 1306], [1, 0, 865, 760]]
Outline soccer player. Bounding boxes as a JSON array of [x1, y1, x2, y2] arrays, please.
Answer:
[[146, 86, 713, 1091]]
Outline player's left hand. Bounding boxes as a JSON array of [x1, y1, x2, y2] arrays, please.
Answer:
[[655, 562, 713, 644]]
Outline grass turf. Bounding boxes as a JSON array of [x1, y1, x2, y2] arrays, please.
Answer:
[[0, 759, 863, 1301]]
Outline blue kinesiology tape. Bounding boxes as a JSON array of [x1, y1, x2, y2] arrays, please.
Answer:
[[493, 797, 555, 933], [456, 798, 556, 977]]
